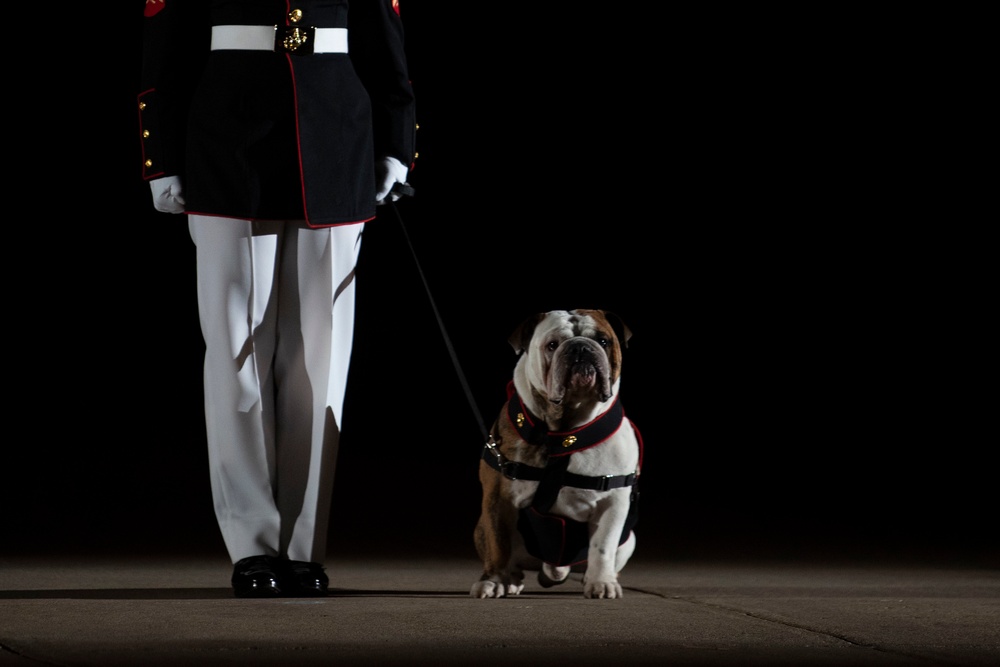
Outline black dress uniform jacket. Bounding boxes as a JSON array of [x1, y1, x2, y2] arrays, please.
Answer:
[[139, 0, 417, 228]]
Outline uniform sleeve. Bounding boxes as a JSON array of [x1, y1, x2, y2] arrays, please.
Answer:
[[349, 0, 418, 173], [138, 0, 208, 182]]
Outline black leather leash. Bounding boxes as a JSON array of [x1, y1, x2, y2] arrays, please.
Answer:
[[383, 184, 492, 443], [384, 184, 641, 496]]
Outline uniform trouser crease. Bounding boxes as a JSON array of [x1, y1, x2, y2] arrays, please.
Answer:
[[189, 215, 362, 564]]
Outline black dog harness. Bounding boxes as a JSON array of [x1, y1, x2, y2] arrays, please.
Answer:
[[481, 382, 643, 566]]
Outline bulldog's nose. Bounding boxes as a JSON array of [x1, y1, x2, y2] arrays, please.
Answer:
[[565, 340, 596, 361]]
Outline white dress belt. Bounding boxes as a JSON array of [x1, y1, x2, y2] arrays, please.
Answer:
[[211, 25, 348, 54]]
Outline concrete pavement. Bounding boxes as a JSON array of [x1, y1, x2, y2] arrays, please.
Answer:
[[1, 548, 998, 667]]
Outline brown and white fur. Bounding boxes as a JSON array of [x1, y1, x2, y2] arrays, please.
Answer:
[[471, 309, 639, 599]]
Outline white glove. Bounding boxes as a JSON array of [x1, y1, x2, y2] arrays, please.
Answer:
[[149, 175, 186, 214], [375, 156, 408, 204]]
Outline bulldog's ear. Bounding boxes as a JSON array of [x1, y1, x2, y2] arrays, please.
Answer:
[[603, 311, 632, 349], [508, 313, 544, 354]]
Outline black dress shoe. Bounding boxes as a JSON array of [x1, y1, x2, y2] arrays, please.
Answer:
[[285, 560, 329, 596], [231, 555, 283, 598]]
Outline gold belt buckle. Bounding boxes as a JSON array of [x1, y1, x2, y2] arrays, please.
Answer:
[[276, 25, 315, 55]]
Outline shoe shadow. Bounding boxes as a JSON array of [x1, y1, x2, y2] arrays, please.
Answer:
[[0, 588, 235, 600]]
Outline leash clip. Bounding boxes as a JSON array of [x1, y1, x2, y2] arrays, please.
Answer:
[[485, 434, 504, 464]]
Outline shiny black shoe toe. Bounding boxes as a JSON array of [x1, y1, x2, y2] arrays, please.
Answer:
[[231, 555, 283, 598], [285, 560, 329, 597]]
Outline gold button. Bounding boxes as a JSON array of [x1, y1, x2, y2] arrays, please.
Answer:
[[562, 435, 577, 448], [289, 9, 303, 22], [144, 159, 153, 168], [138, 101, 146, 110], [413, 152, 419, 159], [142, 130, 150, 138], [516, 412, 525, 428], [415, 123, 420, 130]]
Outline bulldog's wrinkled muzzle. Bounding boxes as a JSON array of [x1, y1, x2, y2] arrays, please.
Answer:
[[548, 338, 613, 404]]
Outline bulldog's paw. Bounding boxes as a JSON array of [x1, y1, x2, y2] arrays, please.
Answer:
[[471, 578, 523, 598], [471, 580, 505, 598], [583, 579, 624, 599]]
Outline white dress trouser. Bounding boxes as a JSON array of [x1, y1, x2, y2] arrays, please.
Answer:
[[188, 215, 363, 564]]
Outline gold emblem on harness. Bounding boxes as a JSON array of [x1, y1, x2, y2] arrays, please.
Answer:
[[562, 435, 577, 448]]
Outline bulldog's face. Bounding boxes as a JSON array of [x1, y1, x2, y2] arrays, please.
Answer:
[[510, 309, 631, 408]]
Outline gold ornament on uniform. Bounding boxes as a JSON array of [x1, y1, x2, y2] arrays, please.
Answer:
[[516, 412, 525, 428], [562, 435, 577, 448], [283, 27, 309, 52]]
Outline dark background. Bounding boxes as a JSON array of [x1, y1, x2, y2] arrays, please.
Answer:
[[4, 5, 993, 567]]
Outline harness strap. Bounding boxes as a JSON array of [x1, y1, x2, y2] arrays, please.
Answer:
[[480, 440, 640, 491], [507, 388, 625, 456], [532, 455, 570, 513]]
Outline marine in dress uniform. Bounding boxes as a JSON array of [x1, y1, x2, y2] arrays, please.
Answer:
[[138, 0, 417, 597]]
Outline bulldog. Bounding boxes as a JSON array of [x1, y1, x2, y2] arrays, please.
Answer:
[[471, 309, 642, 599]]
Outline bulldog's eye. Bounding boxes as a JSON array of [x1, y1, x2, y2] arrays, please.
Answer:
[[595, 337, 610, 348], [546, 341, 559, 352]]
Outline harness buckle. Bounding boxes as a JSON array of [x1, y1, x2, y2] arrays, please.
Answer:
[[500, 460, 521, 480], [595, 475, 615, 491]]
